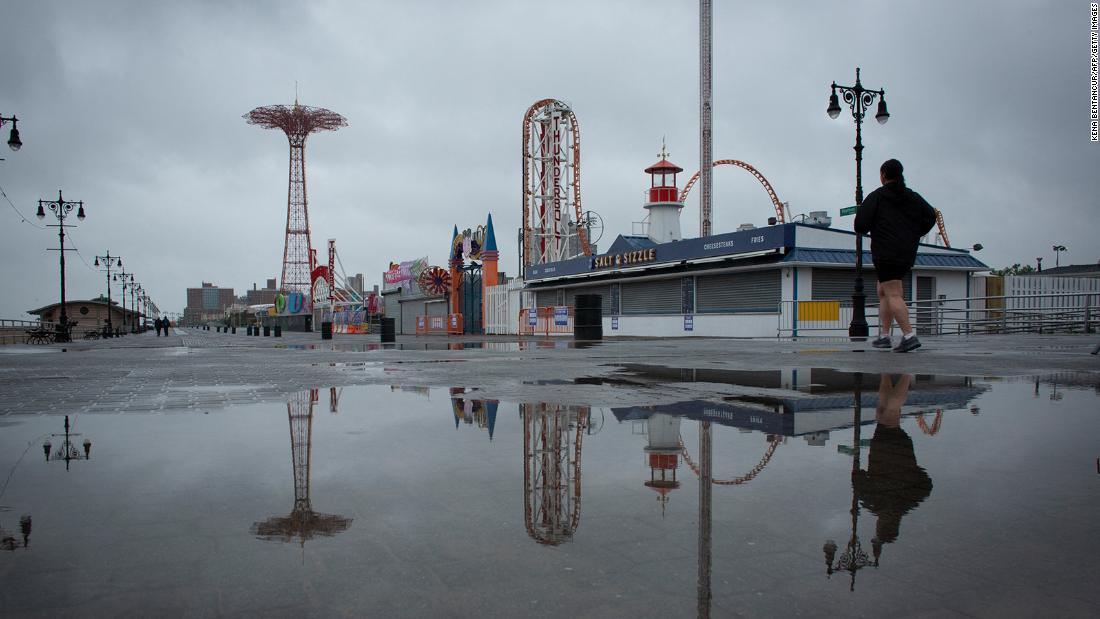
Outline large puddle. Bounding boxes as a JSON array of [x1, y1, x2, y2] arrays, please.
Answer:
[[1, 370, 1098, 616]]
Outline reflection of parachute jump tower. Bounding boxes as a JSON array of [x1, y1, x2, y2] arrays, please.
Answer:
[[245, 100, 347, 295], [252, 390, 351, 544], [522, 99, 591, 274], [522, 403, 589, 545]]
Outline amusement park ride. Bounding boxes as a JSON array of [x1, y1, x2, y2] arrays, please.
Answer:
[[245, 99, 347, 297], [252, 389, 351, 545]]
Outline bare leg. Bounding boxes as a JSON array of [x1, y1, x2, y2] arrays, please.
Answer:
[[877, 281, 893, 336], [881, 280, 913, 335]]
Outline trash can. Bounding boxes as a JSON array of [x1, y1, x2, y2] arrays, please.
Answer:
[[380, 317, 396, 343], [263, 325, 270, 337], [321, 321, 333, 340], [274, 325, 282, 337], [573, 294, 603, 341]]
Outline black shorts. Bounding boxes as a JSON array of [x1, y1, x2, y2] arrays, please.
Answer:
[[875, 260, 911, 283]]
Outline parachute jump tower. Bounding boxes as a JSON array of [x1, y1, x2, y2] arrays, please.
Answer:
[[245, 101, 347, 295]]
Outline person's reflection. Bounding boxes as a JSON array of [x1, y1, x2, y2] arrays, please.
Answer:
[[853, 374, 933, 553]]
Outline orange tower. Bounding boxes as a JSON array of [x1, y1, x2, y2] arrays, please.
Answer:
[[480, 214, 499, 329]]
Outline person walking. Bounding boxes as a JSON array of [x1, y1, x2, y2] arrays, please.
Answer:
[[854, 159, 937, 352], [154, 317, 162, 337]]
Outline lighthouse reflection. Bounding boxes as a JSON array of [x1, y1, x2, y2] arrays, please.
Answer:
[[252, 389, 351, 545]]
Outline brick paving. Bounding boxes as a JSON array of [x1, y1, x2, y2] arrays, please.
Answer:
[[1, 328, 1097, 416]]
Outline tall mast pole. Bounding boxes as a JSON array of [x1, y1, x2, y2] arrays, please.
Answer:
[[699, 0, 713, 238]]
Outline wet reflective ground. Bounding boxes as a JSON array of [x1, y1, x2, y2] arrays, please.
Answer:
[[1, 371, 1098, 617]]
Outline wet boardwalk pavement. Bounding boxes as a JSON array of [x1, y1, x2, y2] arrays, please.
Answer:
[[1, 330, 1098, 617]]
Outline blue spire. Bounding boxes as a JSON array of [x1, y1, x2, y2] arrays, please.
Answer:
[[484, 213, 498, 252], [486, 400, 498, 440]]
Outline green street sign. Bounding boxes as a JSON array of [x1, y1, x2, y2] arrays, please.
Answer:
[[840, 206, 857, 216]]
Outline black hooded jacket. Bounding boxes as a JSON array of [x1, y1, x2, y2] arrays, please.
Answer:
[[854, 182, 937, 266]]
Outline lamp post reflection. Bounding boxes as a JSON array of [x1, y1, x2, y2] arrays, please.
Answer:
[[42, 415, 92, 471], [0, 516, 32, 552], [522, 402, 589, 545], [823, 373, 933, 590], [252, 389, 351, 545]]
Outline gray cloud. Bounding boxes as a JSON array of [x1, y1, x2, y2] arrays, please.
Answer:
[[1, 0, 1096, 318]]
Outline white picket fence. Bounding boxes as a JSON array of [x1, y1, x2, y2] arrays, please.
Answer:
[[485, 280, 534, 334]]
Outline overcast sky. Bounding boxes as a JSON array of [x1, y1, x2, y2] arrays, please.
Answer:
[[1, 0, 1096, 318]]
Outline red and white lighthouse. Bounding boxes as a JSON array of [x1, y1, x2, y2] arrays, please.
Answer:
[[643, 142, 684, 243]]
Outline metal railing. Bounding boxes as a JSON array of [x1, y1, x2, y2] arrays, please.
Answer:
[[779, 291, 1099, 336], [0, 320, 58, 345]]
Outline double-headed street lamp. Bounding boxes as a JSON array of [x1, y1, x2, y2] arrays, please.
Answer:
[[115, 269, 132, 335], [828, 67, 890, 339], [43, 415, 91, 472], [36, 190, 85, 342], [94, 252, 122, 337], [1052, 245, 1067, 268], [129, 282, 141, 333], [0, 112, 22, 152]]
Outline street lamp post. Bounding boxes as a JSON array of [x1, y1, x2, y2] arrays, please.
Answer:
[[1052, 245, 1067, 268], [115, 270, 132, 335], [823, 372, 880, 590], [36, 190, 85, 343], [94, 252, 122, 337], [0, 112, 22, 152], [42, 415, 92, 471], [828, 67, 890, 339], [130, 282, 140, 333]]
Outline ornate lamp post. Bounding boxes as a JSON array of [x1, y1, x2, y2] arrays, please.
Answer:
[[115, 270, 132, 334], [0, 112, 21, 152], [42, 415, 92, 472], [822, 372, 880, 590], [130, 282, 141, 333], [1052, 245, 1067, 268], [828, 68, 890, 339], [94, 252, 122, 337], [36, 190, 85, 342]]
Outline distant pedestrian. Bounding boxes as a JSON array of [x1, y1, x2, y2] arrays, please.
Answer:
[[162, 317, 170, 336], [154, 317, 162, 336], [854, 159, 937, 352]]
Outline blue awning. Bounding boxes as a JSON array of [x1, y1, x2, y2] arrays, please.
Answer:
[[781, 247, 988, 270]]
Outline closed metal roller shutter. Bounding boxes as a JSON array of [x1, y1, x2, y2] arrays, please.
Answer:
[[400, 301, 420, 335], [566, 286, 611, 313], [811, 268, 911, 304], [621, 278, 681, 314], [697, 270, 780, 313], [535, 289, 558, 308], [427, 301, 447, 318]]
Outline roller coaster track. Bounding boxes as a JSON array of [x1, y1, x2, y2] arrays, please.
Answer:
[[680, 159, 786, 225], [522, 99, 589, 267], [679, 435, 780, 486]]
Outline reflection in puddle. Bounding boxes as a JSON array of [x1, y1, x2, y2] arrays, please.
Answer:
[[3, 370, 1098, 616], [520, 402, 591, 546], [251, 390, 352, 544]]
